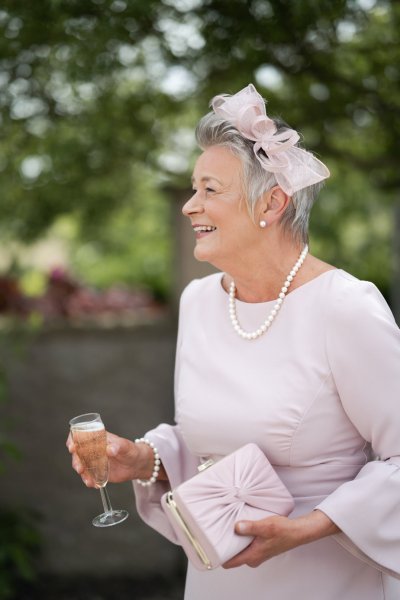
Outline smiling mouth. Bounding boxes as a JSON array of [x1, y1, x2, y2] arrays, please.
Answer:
[[193, 226, 217, 233]]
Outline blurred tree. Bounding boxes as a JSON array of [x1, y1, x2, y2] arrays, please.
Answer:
[[0, 0, 398, 309], [0, 0, 179, 240], [167, 0, 399, 306]]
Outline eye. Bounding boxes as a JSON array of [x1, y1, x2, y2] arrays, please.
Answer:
[[205, 187, 215, 193]]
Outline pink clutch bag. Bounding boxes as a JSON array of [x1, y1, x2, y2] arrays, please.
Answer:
[[161, 443, 294, 571]]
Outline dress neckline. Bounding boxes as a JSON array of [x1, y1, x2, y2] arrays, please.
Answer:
[[218, 268, 339, 306]]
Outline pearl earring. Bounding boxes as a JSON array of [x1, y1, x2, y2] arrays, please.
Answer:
[[259, 220, 267, 228]]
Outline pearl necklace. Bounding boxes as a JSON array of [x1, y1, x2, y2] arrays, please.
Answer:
[[228, 245, 309, 340]]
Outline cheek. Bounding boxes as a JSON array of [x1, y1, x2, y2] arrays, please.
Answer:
[[230, 213, 256, 239]]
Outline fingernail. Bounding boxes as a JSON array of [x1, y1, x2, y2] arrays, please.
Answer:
[[236, 522, 247, 534], [83, 478, 88, 486], [108, 444, 117, 456]]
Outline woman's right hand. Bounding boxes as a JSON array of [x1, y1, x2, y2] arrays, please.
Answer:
[[66, 431, 162, 488]]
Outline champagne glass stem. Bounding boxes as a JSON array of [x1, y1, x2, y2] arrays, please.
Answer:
[[99, 486, 113, 515]]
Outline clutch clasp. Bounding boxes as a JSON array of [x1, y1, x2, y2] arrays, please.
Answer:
[[165, 492, 212, 570], [197, 458, 215, 473]]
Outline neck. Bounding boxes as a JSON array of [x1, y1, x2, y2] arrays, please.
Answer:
[[225, 238, 306, 303]]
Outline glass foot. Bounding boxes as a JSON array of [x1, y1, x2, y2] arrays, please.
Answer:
[[92, 509, 129, 528]]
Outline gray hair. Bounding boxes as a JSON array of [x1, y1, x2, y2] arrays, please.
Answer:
[[195, 112, 324, 244]]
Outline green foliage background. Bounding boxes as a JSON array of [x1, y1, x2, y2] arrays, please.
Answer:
[[0, 3, 398, 593], [0, 0, 398, 303]]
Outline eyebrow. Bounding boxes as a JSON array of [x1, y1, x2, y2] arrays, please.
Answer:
[[191, 175, 223, 186]]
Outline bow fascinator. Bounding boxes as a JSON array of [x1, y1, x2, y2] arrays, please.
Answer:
[[211, 84, 330, 196]]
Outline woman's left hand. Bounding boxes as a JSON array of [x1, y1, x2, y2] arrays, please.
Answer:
[[223, 510, 340, 569]]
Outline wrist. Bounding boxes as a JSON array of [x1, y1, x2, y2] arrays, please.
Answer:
[[134, 438, 161, 486], [134, 441, 156, 479], [296, 510, 340, 545]]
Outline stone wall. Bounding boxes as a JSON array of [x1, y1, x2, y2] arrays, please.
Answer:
[[1, 320, 185, 577]]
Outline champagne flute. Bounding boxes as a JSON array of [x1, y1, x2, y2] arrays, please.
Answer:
[[69, 412, 129, 527]]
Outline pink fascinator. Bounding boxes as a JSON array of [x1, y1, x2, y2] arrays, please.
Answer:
[[211, 84, 330, 196]]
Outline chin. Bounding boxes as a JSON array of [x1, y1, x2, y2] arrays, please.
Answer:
[[193, 245, 211, 263], [193, 247, 226, 272]]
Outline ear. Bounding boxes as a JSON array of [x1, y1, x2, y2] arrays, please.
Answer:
[[258, 186, 291, 225]]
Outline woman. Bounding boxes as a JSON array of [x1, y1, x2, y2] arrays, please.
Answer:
[[68, 84, 400, 599]]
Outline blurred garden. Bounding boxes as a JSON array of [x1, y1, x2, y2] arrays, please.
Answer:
[[0, 0, 399, 598]]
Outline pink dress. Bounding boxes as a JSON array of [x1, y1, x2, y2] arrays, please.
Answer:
[[134, 270, 400, 599]]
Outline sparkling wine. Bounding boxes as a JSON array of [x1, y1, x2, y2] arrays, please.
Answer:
[[69, 412, 128, 527], [71, 422, 108, 488]]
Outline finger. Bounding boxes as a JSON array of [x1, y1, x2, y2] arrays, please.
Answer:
[[106, 435, 137, 459], [66, 434, 75, 453], [106, 441, 119, 458], [72, 465, 96, 488], [106, 431, 119, 443], [223, 544, 255, 569], [105, 431, 122, 457], [72, 456, 84, 474], [235, 520, 258, 536], [82, 473, 96, 488], [224, 536, 271, 569]]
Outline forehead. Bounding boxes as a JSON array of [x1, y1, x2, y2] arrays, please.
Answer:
[[192, 145, 243, 182]]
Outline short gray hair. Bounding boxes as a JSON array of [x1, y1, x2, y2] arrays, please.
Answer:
[[195, 112, 324, 244]]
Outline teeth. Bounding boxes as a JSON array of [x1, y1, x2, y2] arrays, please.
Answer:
[[193, 226, 216, 232]]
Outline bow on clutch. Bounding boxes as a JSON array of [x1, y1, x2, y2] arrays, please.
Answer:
[[211, 83, 330, 196], [161, 443, 294, 571]]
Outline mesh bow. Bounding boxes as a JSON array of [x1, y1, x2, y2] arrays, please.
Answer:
[[211, 83, 330, 196]]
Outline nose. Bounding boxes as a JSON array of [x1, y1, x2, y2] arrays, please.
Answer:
[[182, 191, 204, 217]]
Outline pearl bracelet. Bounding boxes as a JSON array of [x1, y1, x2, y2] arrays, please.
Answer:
[[134, 437, 161, 487]]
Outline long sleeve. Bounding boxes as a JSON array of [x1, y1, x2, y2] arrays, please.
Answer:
[[316, 280, 400, 578], [133, 282, 200, 543], [133, 423, 199, 543]]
